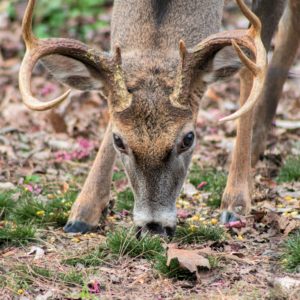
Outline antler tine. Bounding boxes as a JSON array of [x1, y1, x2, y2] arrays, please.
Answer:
[[236, 0, 261, 33], [22, 0, 36, 47], [19, 0, 71, 111], [219, 0, 267, 123], [231, 40, 258, 76]]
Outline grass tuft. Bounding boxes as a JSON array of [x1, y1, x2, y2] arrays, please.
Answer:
[[0, 191, 15, 218], [277, 156, 300, 183], [0, 223, 36, 246], [63, 246, 108, 267], [106, 227, 164, 260], [188, 164, 227, 208], [281, 230, 300, 272], [174, 224, 225, 244]]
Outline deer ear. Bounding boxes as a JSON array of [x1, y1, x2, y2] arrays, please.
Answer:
[[201, 46, 242, 84], [41, 54, 104, 91]]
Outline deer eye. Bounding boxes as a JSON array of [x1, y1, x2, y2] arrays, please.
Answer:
[[113, 134, 126, 152], [180, 132, 195, 151]]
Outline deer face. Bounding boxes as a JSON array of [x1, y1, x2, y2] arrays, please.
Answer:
[[110, 61, 199, 235]]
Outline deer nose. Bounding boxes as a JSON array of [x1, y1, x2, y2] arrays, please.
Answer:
[[136, 222, 176, 238]]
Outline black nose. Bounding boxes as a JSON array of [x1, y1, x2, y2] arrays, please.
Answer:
[[136, 222, 176, 238]]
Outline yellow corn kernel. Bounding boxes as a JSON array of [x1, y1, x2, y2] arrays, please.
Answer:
[[189, 225, 197, 232], [71, 237, 80, 243], [211, 218, 218, 225], [237, 234, 244, 241], [17, 289, 24, 295], [191, 215, 200, 222], [284, 196, 293, 201], [36, 210, 45, 217], [290, 211, 298, 218]]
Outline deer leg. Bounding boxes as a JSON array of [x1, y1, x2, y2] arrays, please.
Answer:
[[221, 68, 253, 222], [64, 122, 116, 233], [252, 0, 300, 164]]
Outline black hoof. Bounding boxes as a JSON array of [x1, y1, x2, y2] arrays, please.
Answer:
[[220, 210, 240, 224], [63, 221, 95, 233]]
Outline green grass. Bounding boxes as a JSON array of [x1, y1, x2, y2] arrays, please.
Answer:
[[115, 188, 134, 212], [13, 190, 77, 227], [188, 164, 227, 208], [112, 170, 127, 181], [281, 230, 300, 272], [0, 191, 15, 218], [2, 264, 86, 295], [106, 227, 164, 260], [63, 246, 108, 267], [0, 223, 36, 247], [1, 187, 77, 227], [0, 182, 78, 247], [174, 224, 225, 244], [277, 156, 300, 183]]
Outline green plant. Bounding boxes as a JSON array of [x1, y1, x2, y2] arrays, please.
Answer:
[[281, 230, 300, 272], [112, 170, 127, 181], [0, 223, 36, 247], [188, 164, 227, 208], [175, 224, 225, 244], [115, 188, 134, 212], [106, 227, 164, 260], [63, 246, 107, 267], [0, 191, 15, 218], [277, 156, 300, 183]]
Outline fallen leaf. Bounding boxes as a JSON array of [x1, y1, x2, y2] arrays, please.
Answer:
[[182, 183, 198, 197], [167, 244, 210, 280], [177, 209, 191, 219], [88, 280, 101, 294], [27, 246, 45, 260], [224, 220, 246, 229]]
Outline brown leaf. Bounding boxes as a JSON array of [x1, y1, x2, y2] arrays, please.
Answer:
[[167, 244, 210, 278]]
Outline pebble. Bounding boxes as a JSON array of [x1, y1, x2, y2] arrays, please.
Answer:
[[0, 182, 16, 191]]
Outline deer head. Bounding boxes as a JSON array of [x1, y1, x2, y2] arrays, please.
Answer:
[[19, 0, 266, 236]]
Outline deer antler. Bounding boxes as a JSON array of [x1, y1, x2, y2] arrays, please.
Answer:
[[19, 0, 131, 112], [171, 0, 267, 123]]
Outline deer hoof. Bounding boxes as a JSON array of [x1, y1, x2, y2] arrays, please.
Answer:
[[63, 220, 95, 233], [219, 210, 240, 224]]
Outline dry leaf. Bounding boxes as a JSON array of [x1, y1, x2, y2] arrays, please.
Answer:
[[167, 244, 210, 279], [27, 246, 45, 260]]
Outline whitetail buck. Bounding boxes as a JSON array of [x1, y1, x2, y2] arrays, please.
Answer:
[[19, 0, 300, 235]]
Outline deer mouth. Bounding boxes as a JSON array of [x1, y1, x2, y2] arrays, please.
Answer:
[[135, 223, 176, 239]]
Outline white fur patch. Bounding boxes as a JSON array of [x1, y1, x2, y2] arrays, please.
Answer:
[[133, 207, 177, 228]]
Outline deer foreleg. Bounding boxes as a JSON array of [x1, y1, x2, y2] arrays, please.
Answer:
[[221, 68, 253, 222], [64, 122, 116, 233]]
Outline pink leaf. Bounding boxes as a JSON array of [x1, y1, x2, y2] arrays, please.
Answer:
[[197, 181, 207, 189], [177, 209, 191, 219], [88, 280, 101, 294]]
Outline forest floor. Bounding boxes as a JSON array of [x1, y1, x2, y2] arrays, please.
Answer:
[[1, 1, 300, 299]]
